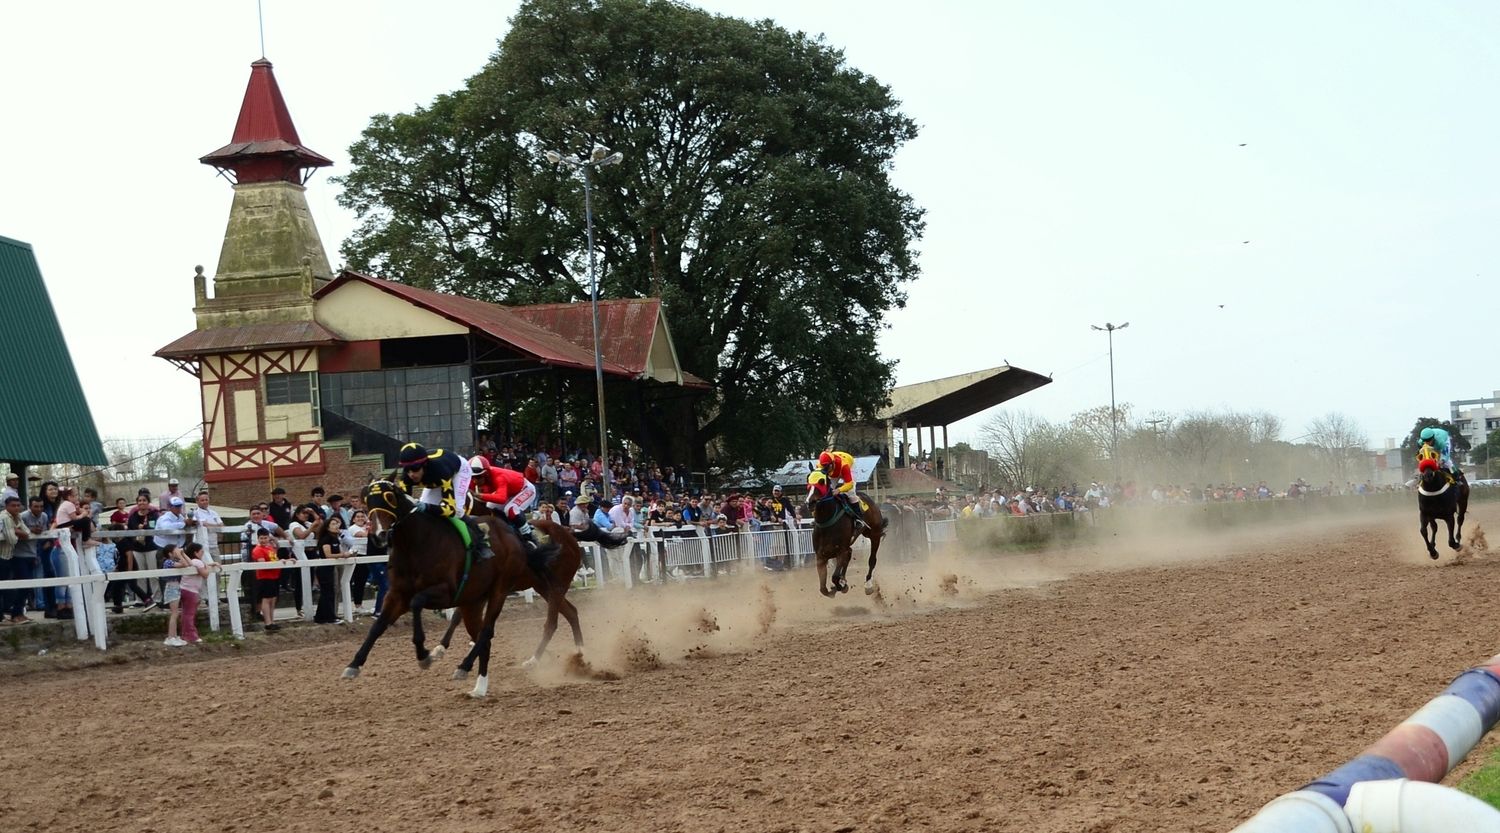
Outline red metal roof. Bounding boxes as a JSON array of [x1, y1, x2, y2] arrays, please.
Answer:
[[154, 320, 340, 360], [315, 273, 639, 377], [200, 59, 333, 184], [510, 299, 661, 377]]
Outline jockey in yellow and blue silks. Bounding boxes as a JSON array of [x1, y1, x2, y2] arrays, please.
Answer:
[[1419, 427, 1463, 480]]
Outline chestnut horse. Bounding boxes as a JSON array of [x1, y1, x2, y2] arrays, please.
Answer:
[[806, 471, 887, 597]]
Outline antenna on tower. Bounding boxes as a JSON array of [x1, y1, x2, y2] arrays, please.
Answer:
[[257, 0, 267, 58]]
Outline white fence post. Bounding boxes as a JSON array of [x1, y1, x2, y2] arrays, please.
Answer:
[[698, 528, 713, 579], [226, 569, 245, 639], [338, 560, 356, 623], [195, 526, 221, 633], [293, 538, 313, 622], [53, 532, 90, 642]]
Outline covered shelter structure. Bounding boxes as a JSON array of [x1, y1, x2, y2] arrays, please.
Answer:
[[0, 235, 108, 489], [833, 365, 1051, 492]]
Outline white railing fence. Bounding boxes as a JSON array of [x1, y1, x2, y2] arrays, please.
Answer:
[[0, 518, 905, 651]]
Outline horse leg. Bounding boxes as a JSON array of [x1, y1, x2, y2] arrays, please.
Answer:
[[834, 550, 852, 593], [817, 554, 834, 598], [559, 597, 584, 650], [452, 604, 483, 681], [1446, 514, 1459, 551], [524, 592, 562, 668], [470, 591, 508, 699], [435, 606, 468, 660], [1422, 516, 1439, 559], [1458, 491, 1469, 545], [409, 588, 440, 668], [864, 528, 881, 595], [343, 594, 409, 679]]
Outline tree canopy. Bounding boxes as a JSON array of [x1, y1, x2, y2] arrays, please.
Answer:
[[335, 0, 924, 467]]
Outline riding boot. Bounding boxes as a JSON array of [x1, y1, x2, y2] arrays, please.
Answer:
[[463, 518, 494, 560], [509, 517, 550, 580]]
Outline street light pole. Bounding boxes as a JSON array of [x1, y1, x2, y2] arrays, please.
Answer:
[[1090, 321, 1130, 482], [546, 145, 625, 502]]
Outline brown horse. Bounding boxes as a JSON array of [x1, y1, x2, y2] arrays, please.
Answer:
[[341, 480, 574, 698], [1416, 450, 1470, 559], [434, 515, 615, 673], [806, 471, 887, 597]]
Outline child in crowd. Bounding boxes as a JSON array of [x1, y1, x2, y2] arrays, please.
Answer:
[[177, 542, 212, 644], [251, 528, 282, 631], [159, 544, 186, 646]]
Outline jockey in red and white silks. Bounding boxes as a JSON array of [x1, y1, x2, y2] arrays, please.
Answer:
[[469, 456, 537, 524]]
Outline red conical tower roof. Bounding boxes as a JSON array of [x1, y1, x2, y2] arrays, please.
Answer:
[[200, 59, 332, 185]]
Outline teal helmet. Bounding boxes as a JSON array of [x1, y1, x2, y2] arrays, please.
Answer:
[[1419, 427, 1436, 442]]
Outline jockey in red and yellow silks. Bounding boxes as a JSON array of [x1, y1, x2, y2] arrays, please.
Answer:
[[817, 449, 863, 530], [817, 450, 856, 497]]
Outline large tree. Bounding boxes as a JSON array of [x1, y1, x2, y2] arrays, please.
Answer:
[[335, 0, 924, 468]]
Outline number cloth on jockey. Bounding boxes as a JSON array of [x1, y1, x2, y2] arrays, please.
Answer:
[[397, 447, 469, 518], [469, 457, 536, 521]]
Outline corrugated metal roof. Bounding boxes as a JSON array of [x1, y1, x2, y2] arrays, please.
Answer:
[[316, 272, 640, 377], [0, 235, 107, 466], [155, 320, 341, 359], [512, 299, 712, 388], [509, 298, 661, 376], [874, 365, 1052, 426]]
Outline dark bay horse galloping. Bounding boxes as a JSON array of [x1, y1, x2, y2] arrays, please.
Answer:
[[806, 472, 887, 597], [1416, 451, 1469, 560], [341, 481, 579, 698]]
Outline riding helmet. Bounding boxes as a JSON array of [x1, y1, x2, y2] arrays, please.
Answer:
[[399, 442, 430, 469]]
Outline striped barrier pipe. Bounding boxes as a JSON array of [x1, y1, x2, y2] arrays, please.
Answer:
[[1231, 653, 1500, 832]]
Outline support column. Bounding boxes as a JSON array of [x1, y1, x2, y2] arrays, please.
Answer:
[[929, 426, 936, 477], [503, 376, 514, 443], [916, 424, 924, 468], [884, 419, 894, 472], [942, 424, 950, 485], [901, 422, 909, 468], [555, 372, 566, 452]]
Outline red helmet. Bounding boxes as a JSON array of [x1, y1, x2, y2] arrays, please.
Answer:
[[818, 451, 834, 468]]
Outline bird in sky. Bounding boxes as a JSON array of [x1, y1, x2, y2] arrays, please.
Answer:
[[1242, 240, 1250, 244], [1238, 143, 1247, 147]]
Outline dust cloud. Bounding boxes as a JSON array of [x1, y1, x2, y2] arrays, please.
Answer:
[[523, 505, 1426, 682]]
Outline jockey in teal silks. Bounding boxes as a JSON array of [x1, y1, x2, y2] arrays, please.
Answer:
[[1419, 426, 1462, 480]]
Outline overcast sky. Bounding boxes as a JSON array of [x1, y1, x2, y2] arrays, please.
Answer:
[[3, 1, 1497, 452]]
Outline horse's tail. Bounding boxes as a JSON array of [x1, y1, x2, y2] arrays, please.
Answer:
[[574, 523, 630, 549], [879, 516, 890, 538]]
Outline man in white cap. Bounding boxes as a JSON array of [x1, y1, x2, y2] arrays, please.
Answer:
[[153, 495, 190, 552], [1, 473, 18, 504], [158, 478, 184, 511]]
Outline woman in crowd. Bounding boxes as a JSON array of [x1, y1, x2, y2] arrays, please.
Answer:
[[175, 541, 211, 645], [343, 510, 371, 614], [311, 515, 344, 624]]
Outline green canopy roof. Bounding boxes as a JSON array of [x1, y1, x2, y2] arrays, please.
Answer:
[[0, 235, 106, 466]]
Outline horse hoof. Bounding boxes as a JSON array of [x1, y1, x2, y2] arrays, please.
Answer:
[[418, 655, 434, 670], [864, 582, 876, 596], [431, 645, 446, 660], [521, 656, 539, 670], [452, 668, 469, 681], [1430, 552, 1440, 560], [820, 588, 835, 598], [469, 675, 490, 699], [341, 667, 360, 680]]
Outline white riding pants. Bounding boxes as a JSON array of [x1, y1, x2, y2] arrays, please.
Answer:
[[487, 480, 537, 521]]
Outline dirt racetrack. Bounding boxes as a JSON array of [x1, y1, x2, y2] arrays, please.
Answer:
[[5, 504, 1500, 833]]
